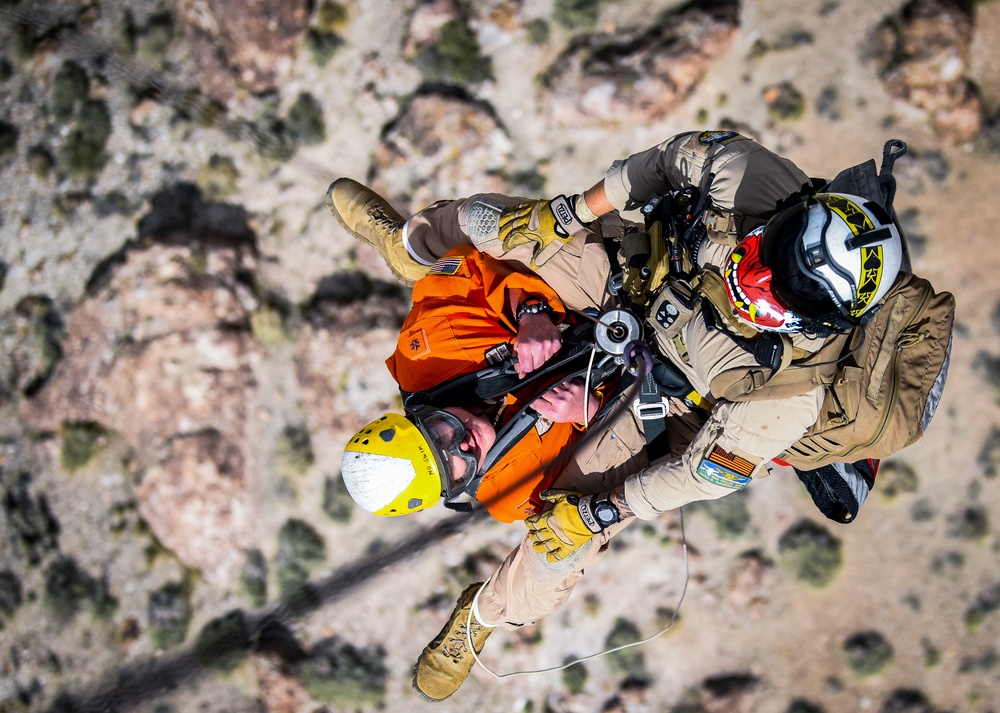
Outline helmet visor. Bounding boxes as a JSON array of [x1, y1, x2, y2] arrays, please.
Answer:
[[724, 226, 802, 332], [409, 406, 480, 501], [762, 199, 842, 319]]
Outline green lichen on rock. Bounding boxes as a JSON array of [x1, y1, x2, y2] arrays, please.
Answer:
[[46, 60, 114, 179], [193, 609, 252, 673], [978, 427, 1000, 477], [59, 98, 113, 177], [764, 81, 806, 121], [240, 549, 268, 608], [316, 0, 348, 31], [948, 505, 989, 541], [878, 461, 919, 499], [197, 154, 239, 201], [778, 519, 842, 587], [561, 657, 588, 694], [415, 19, 493, 84], [306, 2, 348, 66], [697, 490, 751, 539], [306, 28, 345, 66], [44, 555, 116, 619], [278, 425, 314, 476], [2, 295, 63, 397], [276, 518, 326, 600], [59, 421, 107, 473], [278, 518, 326, 564], [749, 28, 815, 58], [299, 637, 388, 706], [252, 111, 298, 162], [148, 580, 193, 649], [51, 61, 90, 121], [844, 631, 894, 676], [322, 475, 354, 523], [605, 617, 645, 676], [963, 582, 1000, 632], [286, 92, 326, 145], [554, 0, 603, 30], [3, 472, 61, 565], [132, 12, 175, 62], [525, 18, 551, 45], [27, 144, 56, 177], [250, 305, 289, 346]]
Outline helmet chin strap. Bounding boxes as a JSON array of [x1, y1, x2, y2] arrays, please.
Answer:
[[799, 304, 872, 339]]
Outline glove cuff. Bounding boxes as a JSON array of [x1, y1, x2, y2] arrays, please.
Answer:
[[572, 193, 599, 224], [550, 194, 590, 236]]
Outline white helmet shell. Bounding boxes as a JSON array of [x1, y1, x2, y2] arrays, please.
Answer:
[[797, 193, 903, 318]]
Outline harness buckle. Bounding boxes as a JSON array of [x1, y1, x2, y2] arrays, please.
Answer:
[[633, 397, 669, 421]]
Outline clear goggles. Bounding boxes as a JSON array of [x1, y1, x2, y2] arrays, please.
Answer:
[[408, 405, 480, 500]]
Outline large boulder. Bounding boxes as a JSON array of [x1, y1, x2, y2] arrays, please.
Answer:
[[539, 0, 740, 127], [177, 0, 313, 98], [873, 0, 983, 143], [20, 213, 261, 586]]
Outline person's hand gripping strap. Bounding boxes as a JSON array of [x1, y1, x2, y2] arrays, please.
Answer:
[[496, 195, 592, 268], [525, 490, 620, 563]]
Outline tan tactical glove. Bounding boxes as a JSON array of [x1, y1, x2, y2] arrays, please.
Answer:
[[496, 195, 592, 268], [526, 490, 620, 563]]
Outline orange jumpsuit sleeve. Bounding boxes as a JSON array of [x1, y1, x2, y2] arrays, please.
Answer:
[[386, 246, 567, 393]]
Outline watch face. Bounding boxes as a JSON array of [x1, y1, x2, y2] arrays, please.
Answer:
[[595, 501, 618, 526]]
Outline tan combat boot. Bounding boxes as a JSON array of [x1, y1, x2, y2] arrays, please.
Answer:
[[326, 178, 430, 285], [412, 582, 493, 702]]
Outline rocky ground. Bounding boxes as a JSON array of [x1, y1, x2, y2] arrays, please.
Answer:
[[1, 0, 1000, 711]]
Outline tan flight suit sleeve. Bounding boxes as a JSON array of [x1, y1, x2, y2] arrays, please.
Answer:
[[603, 131, 812, 237]]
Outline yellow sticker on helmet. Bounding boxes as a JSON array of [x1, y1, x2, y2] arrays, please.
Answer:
[[852, 246, 883, 316], [824, 195, 873, 236], [823, 195, 884, 316]]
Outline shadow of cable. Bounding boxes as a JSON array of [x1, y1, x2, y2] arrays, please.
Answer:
[[47, 510, 487, 713]]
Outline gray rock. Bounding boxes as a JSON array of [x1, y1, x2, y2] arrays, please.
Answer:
[[371, 91, 513, 213], [872, 0, 982, 143], [540, 1, 739, 126]]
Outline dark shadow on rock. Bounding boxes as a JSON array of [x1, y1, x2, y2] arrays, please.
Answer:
[[86, 182, 257, 295], [255, 616, 307, 664], [303, 269, 408, 329]]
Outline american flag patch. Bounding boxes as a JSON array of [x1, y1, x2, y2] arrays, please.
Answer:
[[696, 445, 756, 490], [706, 446, 756, 477], [429, 257, 463, 276]]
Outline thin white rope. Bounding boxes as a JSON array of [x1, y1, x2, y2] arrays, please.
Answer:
[[465, 507, 689, 679], [581, 343, 598, 430]]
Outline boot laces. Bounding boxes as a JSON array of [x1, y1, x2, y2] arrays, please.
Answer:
[[442, 622, 483, 663], [367, 204, 402, 232]]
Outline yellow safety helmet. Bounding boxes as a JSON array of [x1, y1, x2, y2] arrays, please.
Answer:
[[341, 413, 443, 516]]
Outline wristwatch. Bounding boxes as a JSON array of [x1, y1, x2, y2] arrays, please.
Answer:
[[516, 297, 553, 323], [593, 499, 621, 528]]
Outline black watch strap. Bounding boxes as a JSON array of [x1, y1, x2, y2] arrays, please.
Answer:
[[516, 298, 553, 323], [576, 493, 621, 533]]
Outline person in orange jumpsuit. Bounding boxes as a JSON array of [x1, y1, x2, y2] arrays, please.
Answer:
[[381, 244, 607, 522], [343, 242, 618, 524]]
